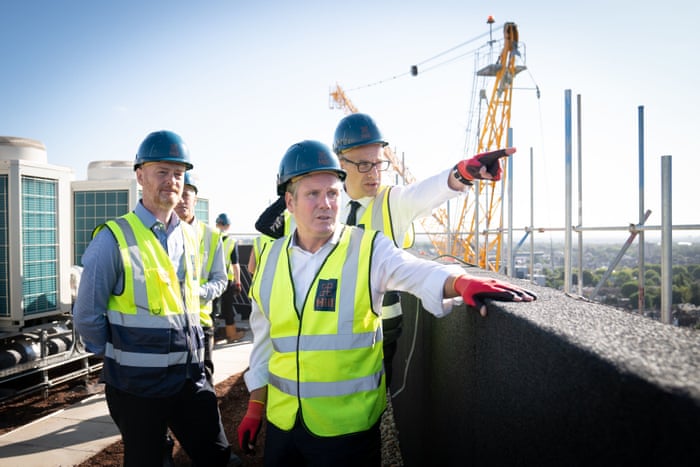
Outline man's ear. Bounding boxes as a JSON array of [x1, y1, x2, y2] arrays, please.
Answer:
[[135, 167, 143, 185], [285, 192, 293, 213]]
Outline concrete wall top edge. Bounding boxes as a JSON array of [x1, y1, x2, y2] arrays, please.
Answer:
[[459, 266, 700, 399]]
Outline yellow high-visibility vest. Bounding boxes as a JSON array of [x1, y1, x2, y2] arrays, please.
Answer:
[[356, 185, 414, 249], [97, 213, 203, 396], [251, 226, 385, 436]]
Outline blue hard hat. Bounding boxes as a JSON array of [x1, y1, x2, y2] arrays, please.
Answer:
[[216, 213, 231, 226], [134, 130, 193, 170], [332, 113, 388, 155], [276, 140, 346, 195], [184, 172, 198, 193]]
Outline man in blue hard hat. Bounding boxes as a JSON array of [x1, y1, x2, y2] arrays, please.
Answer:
[[238, 140, 534, 464], [255, 113, 516, 391], [74, 130, 241, 466], [175, 173, 228, 383], [333, 113, 515, 388]]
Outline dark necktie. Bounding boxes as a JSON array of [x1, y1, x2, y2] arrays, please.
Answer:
[[346, 201, 361, 226]]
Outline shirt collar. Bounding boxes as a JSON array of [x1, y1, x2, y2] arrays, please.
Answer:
[[342, 192, 373, 208], [134, 200, 181, 231], [288, 223, 343, 253]]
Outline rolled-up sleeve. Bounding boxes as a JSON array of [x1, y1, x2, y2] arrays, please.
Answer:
[[372, 233, 464, 317]]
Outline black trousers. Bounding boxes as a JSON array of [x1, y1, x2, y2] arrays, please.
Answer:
[[264, 417, 381, 467], [203, 325, 215, 383], [105, 379, 230, 467]]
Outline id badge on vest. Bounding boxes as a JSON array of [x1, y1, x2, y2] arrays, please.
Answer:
[[314, 279, 337, 312]]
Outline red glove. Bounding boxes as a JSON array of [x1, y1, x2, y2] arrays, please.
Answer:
[[238, 399, 264, 454], [455, 148, 515, 182], [231, 281, 242, 295], [453, 275, 536, 316]]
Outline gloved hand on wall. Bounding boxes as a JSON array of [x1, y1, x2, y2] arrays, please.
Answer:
[[453, 275, 536, 317]]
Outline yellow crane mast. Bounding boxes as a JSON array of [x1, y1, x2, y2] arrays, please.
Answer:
[[456, 21, 525, 270]]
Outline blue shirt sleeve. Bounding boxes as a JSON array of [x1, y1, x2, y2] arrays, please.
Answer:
[[72, 228, 122, 356]]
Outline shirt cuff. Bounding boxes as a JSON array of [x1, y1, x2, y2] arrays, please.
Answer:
[[244, 366, 269, 391]]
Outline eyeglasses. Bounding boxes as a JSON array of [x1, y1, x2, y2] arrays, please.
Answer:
[[340, 157, 391, 173]]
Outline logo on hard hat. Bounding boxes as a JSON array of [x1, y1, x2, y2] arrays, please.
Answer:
[[318, 150, 332, 165], [359, 125, 372, 140], [169, 144, 180, 157]]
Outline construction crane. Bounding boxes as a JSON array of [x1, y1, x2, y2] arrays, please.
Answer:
[[330, 18, 525, 271], [456, 19, 525, 270]]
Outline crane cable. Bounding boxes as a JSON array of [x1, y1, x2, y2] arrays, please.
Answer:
[[345, 27, 496, 92]]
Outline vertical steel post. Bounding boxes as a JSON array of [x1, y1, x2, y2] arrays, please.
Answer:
[[447, 199, 452, 254], [660, 156, 672, 324], [637, 106, 646, 313], [530, 147, 535, 283], [507, 127, 514, 277], [576, 94, 583, 296], [564, 90, 573, 293], [475, 180, 480, 267]]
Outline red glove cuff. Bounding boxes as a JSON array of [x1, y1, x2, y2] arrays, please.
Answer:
[[453, 161, 474, 185], [454, 275, 482, 307], [246, 399, 265, 419], [457, 149, 509, 182], [453, 276, 471, 298]]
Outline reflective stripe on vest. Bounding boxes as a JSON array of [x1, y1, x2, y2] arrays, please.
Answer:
[[197, 221, 221, 326], [100, 213, 203, 397], [358, 185, 414, 249], [251, 226, 386, 436]]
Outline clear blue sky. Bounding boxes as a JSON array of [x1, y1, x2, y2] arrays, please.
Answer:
[[2, 1, 697, 242]]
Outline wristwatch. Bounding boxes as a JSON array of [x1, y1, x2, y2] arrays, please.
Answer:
[[452, 164, 473, 186]]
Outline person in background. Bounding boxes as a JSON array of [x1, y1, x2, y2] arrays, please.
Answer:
[[237, 140, 535, 465], [214, 213, 246, 342], [254, 112, 516, 389], [73, 130, 240, 466], [175, 172, 227, 382]]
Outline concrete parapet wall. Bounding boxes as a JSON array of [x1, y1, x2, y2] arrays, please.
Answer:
[[391, 268, 700, 466]]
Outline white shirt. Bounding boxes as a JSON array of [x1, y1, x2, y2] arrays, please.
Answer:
[[340, 168, 465, 242], [244, 225, 465, 391], [340, 167, 466, 318]]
